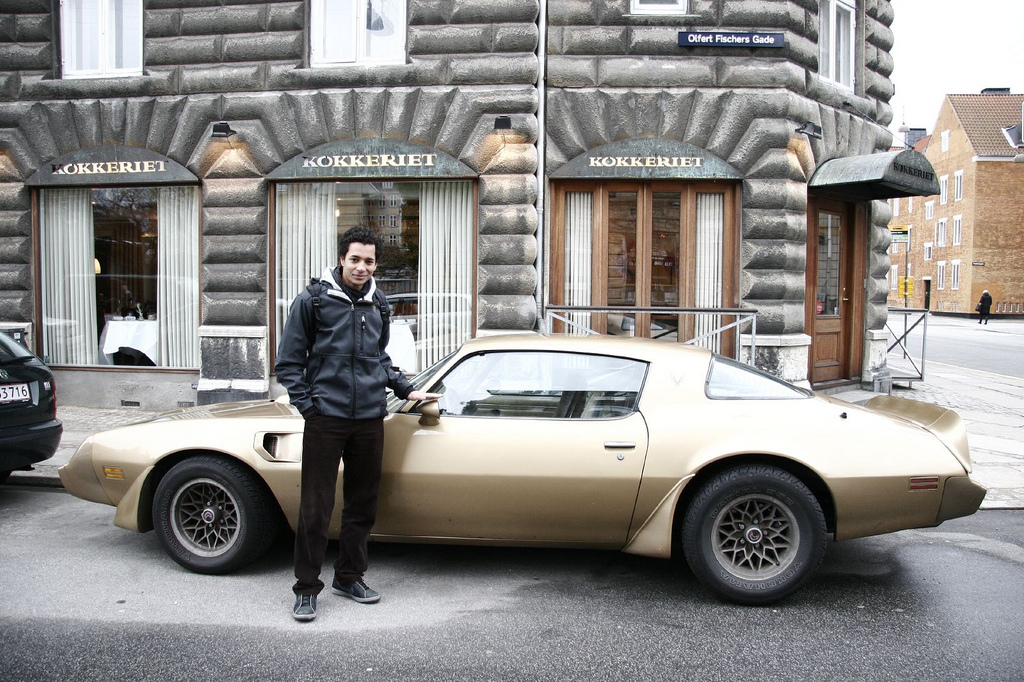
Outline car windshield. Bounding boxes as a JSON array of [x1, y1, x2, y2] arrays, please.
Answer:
[[0, 333, 35, 364], [705, 356, 811, 400], [386, 352, 455, 412]]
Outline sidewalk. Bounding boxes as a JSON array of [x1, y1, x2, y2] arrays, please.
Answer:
[[9, 331, 1024, 509]]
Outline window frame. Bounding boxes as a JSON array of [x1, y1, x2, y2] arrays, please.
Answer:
[[923, 241, 933, 261], [954, 170, 963, 201], [818, 0, 856, 89], [953, 215, 962, 246], [951, 260, 961, 290], [941, 130, 950, 152], [309, 0, 408, 67], [630, 0, 690, 15], [936, 218, 947, 248], [925, 201, 934, 220], [890, 264, 899, 290], [939, 175, 948, 205], [60, 0, 144, 79], [936, 261, 946, 290]]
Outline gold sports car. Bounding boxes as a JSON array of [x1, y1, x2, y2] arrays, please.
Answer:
[[59, 334, 987, 604]]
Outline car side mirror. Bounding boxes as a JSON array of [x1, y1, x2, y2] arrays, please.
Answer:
[[418, 399, 441, 427]]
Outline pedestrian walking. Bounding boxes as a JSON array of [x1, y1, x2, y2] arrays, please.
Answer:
[[977, 290, 992, 325], [275, 226, 440, 622]]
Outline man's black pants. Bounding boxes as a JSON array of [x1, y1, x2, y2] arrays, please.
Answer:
[[293, 414, 384, 596]]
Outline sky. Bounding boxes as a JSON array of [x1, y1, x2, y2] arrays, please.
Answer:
[[887, 0, 1024, 138]]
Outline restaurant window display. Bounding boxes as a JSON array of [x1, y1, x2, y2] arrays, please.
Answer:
[[552, 181, 737, 354], [38, 186, 200, 368], [274, 180, 473, 373]]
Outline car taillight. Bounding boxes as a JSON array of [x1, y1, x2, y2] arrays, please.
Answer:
[[48, 378, 57, 419]]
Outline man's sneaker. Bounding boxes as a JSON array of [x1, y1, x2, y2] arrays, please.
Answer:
[[293, 594, 317, 621], [331, 578, 381, 604]]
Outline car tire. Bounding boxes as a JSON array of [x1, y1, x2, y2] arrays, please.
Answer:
[[153, 456, 280, 574], [682, 465, 828, 605]]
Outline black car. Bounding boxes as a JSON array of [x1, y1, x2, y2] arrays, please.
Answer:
[[0, 332, 62, 484]]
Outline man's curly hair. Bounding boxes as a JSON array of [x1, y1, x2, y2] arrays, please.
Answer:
[[339, 226, 383, 260]]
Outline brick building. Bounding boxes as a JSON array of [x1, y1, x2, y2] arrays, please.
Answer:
[[0, 0, 935, 409], [887, 91, 1024, 317]]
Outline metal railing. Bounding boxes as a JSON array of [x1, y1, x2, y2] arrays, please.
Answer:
[[543, 306, 758, 364], [886, 307, 929, 385]]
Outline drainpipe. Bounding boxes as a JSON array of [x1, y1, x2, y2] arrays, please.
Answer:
[[534, 0, 548, 330]]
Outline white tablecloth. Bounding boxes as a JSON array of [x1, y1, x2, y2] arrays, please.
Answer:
[[99, 320, 159, 365]]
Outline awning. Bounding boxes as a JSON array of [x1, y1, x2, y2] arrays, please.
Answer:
[[809, 149, 939, 200]]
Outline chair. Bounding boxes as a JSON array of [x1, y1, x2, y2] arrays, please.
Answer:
[[112, 346, 156, 366]]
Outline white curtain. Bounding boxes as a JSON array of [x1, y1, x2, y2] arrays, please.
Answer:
[[275, 183, 338, 342], [40, 189, 98, 365], [157, 187, 200, 368], [564, 192, 593, 334], [694, 192, 724, 352], [418, 181, 473, 367]]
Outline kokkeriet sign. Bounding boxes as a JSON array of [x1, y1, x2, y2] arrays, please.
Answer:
[[588, 156, 703, 169], [551, 140, 742, 180], [678, 31, 785, 48], [271, 139, 473, 180], [51, 160, 168, 176], [26, 146, 198, 187], [301, 153, 438, 169]]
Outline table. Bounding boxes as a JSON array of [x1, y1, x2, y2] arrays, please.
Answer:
[[99, 319, 159, 365]]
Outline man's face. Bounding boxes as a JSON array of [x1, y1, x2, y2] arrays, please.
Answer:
[[340, 241, 377, 289]]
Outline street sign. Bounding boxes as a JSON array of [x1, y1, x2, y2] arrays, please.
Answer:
[[899, 276, 915, 297], [890, 228, 910, 244]]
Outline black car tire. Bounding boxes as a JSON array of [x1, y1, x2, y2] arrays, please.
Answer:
[[682, 465, 828, 605], [153, 456, 280, 574]]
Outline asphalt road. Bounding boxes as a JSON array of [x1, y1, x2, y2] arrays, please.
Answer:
[[889, 316, 1024, 378], [2, 487, 1023, 682]]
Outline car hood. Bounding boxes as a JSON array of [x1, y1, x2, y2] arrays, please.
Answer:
[[149, 396, 298, 422]]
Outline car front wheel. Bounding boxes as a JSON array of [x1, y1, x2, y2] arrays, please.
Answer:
[[153, 456, 280, 574], [682, 465, 828, 605]]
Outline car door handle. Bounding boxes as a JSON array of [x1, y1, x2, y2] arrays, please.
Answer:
[[604, 441, 635, 449]]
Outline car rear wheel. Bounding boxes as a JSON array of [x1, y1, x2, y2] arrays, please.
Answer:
[[153, 456, 280, 574], [682, 465, 828, 605]]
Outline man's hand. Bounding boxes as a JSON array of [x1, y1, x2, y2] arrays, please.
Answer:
[[407, 390, 442, 402]]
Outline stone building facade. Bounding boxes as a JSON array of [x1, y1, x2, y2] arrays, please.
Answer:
[[0, 0, 935, 409], [886, 92, 1024, 317]]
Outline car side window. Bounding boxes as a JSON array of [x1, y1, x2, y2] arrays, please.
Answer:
[[431, 351, 647, 419], [705, 356, 811, 400]]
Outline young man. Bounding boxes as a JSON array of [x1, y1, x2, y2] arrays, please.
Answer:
[[275, 226, 439, 621]]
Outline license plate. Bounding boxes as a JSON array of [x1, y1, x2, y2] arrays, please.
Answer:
[[0, 382, 30, 404]]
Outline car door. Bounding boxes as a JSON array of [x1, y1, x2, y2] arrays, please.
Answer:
[[375, 350, 650, 547]]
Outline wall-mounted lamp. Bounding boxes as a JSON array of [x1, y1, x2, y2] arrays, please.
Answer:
[[493, 115, 513, 131], [211, 121, 237, 138], [795, 122, 823, 139]]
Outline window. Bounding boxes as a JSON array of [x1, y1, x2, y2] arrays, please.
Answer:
[[819, 0, 856, 88], [553, 182, 738, 355], [953, 215, 962, 245], [908, 196, 913, 212], [630, 0, 689, 14], [891, 240, 898, 255], [923, 242, 932, 261], [925, 201, 934, 219], [890, 264, 899, 290], [940, 175, 948, 205], [432, 351, 647, 419], [937, 261, 946, 290], [60, 0, 143, 78], [936, 219, 947, 247], [274, 180, 473, 373], [309, 0, 407, 66], [891, 198, 899, 217], [951, 260, 961, 290], [39, 187, 200, 367], [954, 170, 963, 201], [941, 130, 950, 152], [706, 356, 810, 400]]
